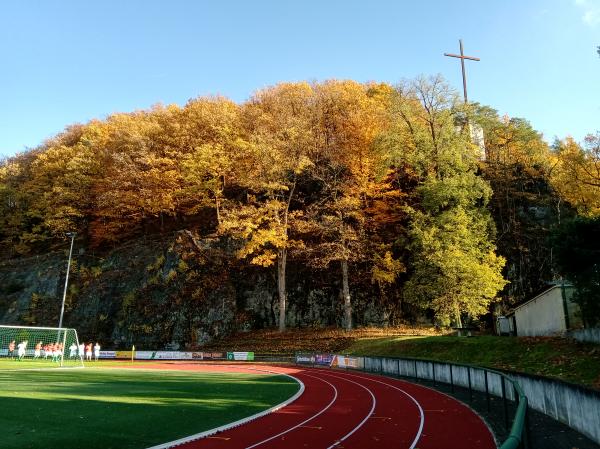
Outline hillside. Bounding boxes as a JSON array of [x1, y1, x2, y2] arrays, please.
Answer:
[[1, 77, 598, 342]]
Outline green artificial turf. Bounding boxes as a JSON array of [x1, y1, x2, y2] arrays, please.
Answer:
[[0, 359, 83, 369], [0, 366, 299, 449]]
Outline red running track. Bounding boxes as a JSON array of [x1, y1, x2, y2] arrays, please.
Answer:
[[124, 363, 496, 449]]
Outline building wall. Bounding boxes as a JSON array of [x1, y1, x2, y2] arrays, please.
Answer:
[[514, 286, 576, 336]]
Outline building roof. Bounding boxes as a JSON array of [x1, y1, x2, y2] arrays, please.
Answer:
[[508, 284, 574, 315]]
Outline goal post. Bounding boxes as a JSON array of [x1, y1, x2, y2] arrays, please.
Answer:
[[0, 325, 84, 368]]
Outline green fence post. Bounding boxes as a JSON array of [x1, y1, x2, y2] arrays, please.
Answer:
[[502, 376, 509, 430], [467, 367, 473, 402]]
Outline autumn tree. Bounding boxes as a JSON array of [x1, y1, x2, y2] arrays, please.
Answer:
[[26, 134, 99, 238], [296, 80, 401, 330], [0, 124, 101, 253], [551, 134, 600, 217], [220, 83, 315, 331], [469, 105, 561, 305], [90, 110, 181, 243], [179, 98, 243, 225], [0, 155, 37, 254]]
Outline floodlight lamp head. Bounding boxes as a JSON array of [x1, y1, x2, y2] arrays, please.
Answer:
[[66, 232, 76, 238]]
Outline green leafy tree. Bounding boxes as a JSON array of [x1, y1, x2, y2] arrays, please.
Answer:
[[391, 77, 507, 325], [552, 216, 600, 327], [406, 183, 507, 325]]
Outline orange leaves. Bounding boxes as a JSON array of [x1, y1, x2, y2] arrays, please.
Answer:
[[372, 250, 405, 286], [220, 200, 291, 267], [551, 134, 600, 216]]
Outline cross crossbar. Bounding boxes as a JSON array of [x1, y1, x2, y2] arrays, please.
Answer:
[[444, 39, 480, 103]]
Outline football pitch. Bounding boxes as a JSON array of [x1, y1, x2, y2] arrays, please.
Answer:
[[0, 363, 299, 449]]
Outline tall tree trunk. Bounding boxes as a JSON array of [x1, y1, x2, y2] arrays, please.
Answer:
[[276, 179, 295, 333], [215, 195, 221, 226], [341, 259, 352, 330], [454, 303, 463, 328], [278, 248, 287, 332]]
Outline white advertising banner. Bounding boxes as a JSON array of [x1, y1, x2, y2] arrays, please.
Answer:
[[152, 351, 194, 360], [96, 350, 226, 360], [153, 351, 180, 360], [134, 351, 155, 360], [296, 354, 315, 364], [334, 355, 360, 369]]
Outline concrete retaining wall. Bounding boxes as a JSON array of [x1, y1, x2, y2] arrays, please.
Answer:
[[360, 356, 600, 445], [569, 327, 600, 344], [510, 373, 600, 445], [364, 357, 515, 400]]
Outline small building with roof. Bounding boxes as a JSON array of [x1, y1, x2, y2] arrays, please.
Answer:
[[498, 284, 582, 337]]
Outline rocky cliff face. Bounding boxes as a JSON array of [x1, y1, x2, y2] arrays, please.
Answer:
[[0, 231, 392, 349]]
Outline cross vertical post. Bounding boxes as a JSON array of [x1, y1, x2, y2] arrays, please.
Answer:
[[444, 39, 480, 103]]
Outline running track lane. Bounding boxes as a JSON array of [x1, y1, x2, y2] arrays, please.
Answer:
[[309, 367, 495, 449], [176, 368, 376, 449], [121, 363, 495, 449]]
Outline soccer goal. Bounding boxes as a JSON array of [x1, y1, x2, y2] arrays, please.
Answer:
[[0, 325, 84, 368]]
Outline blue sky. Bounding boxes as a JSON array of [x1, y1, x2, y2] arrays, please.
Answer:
[[0, 0, 598, 158]]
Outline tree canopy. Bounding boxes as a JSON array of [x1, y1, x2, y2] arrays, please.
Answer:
[[2, 76, 596, 330]]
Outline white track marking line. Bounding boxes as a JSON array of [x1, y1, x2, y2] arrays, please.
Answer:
[[312, 371, 377, 449], [145, 366, 305, 449], [244, 373, 338, 449], [312, 368, 425, 449]]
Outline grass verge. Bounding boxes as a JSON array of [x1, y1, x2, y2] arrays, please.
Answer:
[[202, 327, 600, 389], [345, 335, 600, 388]]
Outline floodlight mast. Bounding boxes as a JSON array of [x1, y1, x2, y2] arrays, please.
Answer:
[[58, 232, 76, 331]]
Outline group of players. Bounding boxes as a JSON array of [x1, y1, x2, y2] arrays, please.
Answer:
[[5, 340, 101, 361]]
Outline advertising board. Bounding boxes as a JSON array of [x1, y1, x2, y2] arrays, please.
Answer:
[[226, 352, 255, 361]]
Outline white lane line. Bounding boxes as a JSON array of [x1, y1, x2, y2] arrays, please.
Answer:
[[244, 373, 339, 449], [313, 371, 377, 449], [145, 366, 305, 449], [313, 368, 425, 449]]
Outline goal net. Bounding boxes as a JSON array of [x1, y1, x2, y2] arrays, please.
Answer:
[[0, 325, 84, 368]]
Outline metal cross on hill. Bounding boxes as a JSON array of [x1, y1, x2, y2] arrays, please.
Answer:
[[444, 39, 480, 103]]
